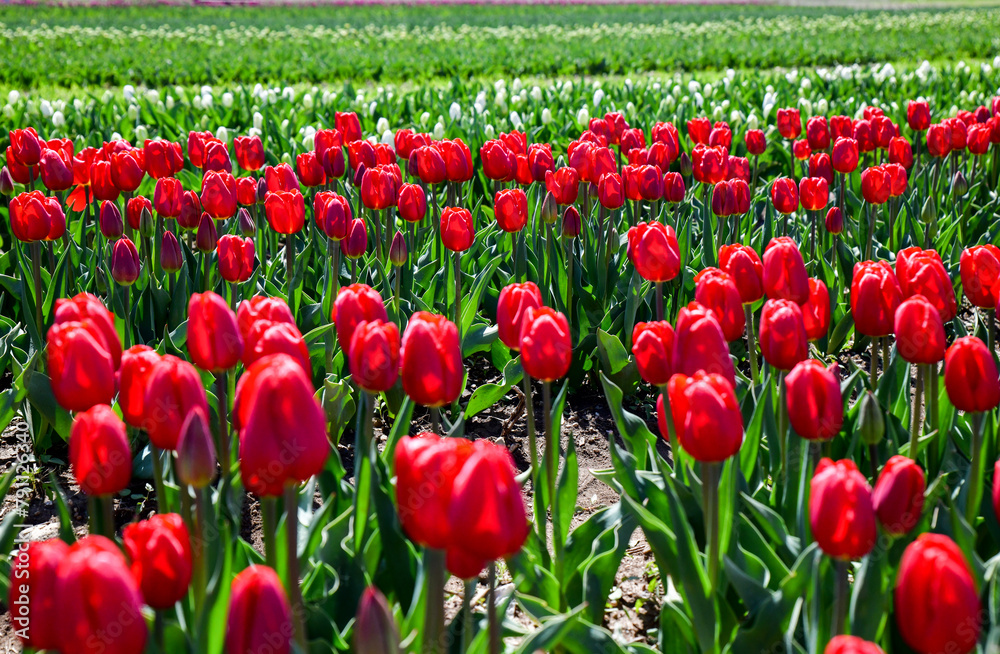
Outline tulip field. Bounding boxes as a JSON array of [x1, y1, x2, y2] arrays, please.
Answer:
[[4, 3, 1000, 653]]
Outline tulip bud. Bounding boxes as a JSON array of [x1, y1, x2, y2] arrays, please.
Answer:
[[353, 162, 367, 187], [99, 200, 124, 240], [561, 206, 581, 238], [176, 406, 217, 488], [256, 177, 268, 204], [540, 192, 558, 224], [196, 212, 218, 252], [139, 205, 154, 238], [237, 207, 255, 237], [678, 151, 693, 177], [0, 167, 14, 196], [857, 391, 884, 445], [920, 196, 937, 224], [111, 237, 141, 285], [161, 231, 183, 273], [389, 231, 407, 266], [354, 587, 401, 654], [951, 170, 968, 196], [824, 206, 843, 235]]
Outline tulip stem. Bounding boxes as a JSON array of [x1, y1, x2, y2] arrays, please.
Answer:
[[909, 364, 923, 459], [87, 495, 100, 538], [193, 486, 208, 614], [655, 281, 664, 322], [965, 411, 986, 527], [262, 496, 277, 568], [925, 362, 939, 439], [870, 336, 880, 389], [431, 407, 440, 435], [30, 242, 44, 342], [521, 371, 540, 510], [658, 384, 676, 442], [744, 305, 759, 387], [454, 251, 462, 332], [542, 380, 564, 608], [777, 372, 788, 482], [832, 559, 849, 636], [154, 612, 165, 653], [701, 461, 720, 594], [461, 579, 474, 653], [151, 445, 166, 513], [488, 561, 500, 654], [423, 548, 446, 654], [285, 232, 295, 287], [565, 237, 574, 330], [986, 308, 996, 364], [215, 374, 230, 484], [284, 484, 307, 650]]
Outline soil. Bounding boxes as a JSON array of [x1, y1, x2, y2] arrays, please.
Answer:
[[0, 352, 665, 648]]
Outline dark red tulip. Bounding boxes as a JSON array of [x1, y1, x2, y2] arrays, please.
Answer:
[[872, 455, 925, 536], [234, 353, 328, 495], [667, 371, 743, 462], [851, 261, 902, 337], [798, 177, 829, 211], [776, 108, 802, 140], [350, 319, 400, 393], [810, 458, 876, 559], [333, 284, 388, 354], [226, 566, 293, 654], [631, 321, 675, 386], [719, 244, 764, 304], [801, 278, 830, 341], [313, 191, 350, 240], [627, 221, 680, 283], [342, 218, 368, 258], [400, 312, 463, 407], [123, 514, 192, 609], [100, 200, 123, 239], [9, 190, 66, 242], [111, 237, 141, 285], [519, 307, 571, 382], [770, 177, 798, 214], [70, 404, 132, 496], [8, 538, 69, 650], [895, 534, 981, 654], [785, 360, 842, 441], [39, 148, 74, 191], [745, 129, 766, 155], [694, 268, 745, 342], [143, 355, 210, 450], [673, 302, 737, 389], [944, 336, 1000, 413], [960, 244, 1000, 308], [759, 299, 808, 371], [119, 344, 161, 428], [825, 206, 844, 235], [195, 212, 218, 253], [896, 247, 956, 321], [762, 237, 809, 304], [178, 190, 202, 229]]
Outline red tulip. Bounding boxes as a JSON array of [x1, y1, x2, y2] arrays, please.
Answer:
[[9, 127, 43, 166], [627, 221, 680, 283], [481, 139, 516, 181], [111, 236, 141, 285], [687, 117, 712, 145], [711, 180, 736, 217], [350, 319, 400, 393], [872, 455, 925, 536], [441, 207, 475, 252], [776, 108, 802, 140], [195, 211, 218, 253], [8, 538, 69, 650], [960, 244, 1000, 308], [896, 247, 956, 321], [143, 355, 210, 450], [762, 237, 809, 304], [830, 115, 854, 141], [759, 299, 808, 371], [944, 336, 1000, 413], [400, 312, 463, 407], [770, 177, 799, 214], [792, 139, 811, 161], [226, 566, 293, 654], [332, 283, 388, 353], [854, 120, 875, 153], [491, 188, 528, 233], [264, 163, 299, 193], [9, 190, 66, 242], [926, 123, 952, 158], [242, 320, 311, 376], [177, 190, 202, 229], [497, 282, 542, 351], [437, 138, 473, 182], [692, 144, 728, 185], [142, 139, 183, 179], [237, 296, 294, 338], [110, 149, 144, 193], [218, 234, 255, 283], [907, 101, 931, 131], [708, 124, 732, 150], [234, 353, 328, 495], [808, 152, 833, 186], [119, 344, 160, 428], [825, 636, 885, 654], [314, 191, 351, 240], [894, 296, 947, 364], [125, 195, 151, 231], [342, 218, 368, 258], [544, 166, 579, 205], [888, 136, 914, 168], [798, 177, 829, 211], [91, 159, 120, 202], [597, 172, 624, 209], [53, 292, 121, 368], [810, 458, 877, 559], [785, 360, 842, 441], [39, 147, 74, 191], [884, 162, 907, 197], [265, 190, 305, 234], [200, 170, 237, 218], [851, 261, 902, 337], [395, 433, 475, 548], [719, 244, 764, 304], [361, 165, 398, 210], [70, 404, 132, 495], [233, 135, 265, 172], [631, 321, 675, 386], [663, 171, 685, 204], [947, 117, 968, 151], [188, 291, 243, 372], [335, 112, 363, 143], [123, 513, 192, 609], [694, 268, 745, 342], [58, 536, 148, 654], [673, 302, 737, 389], [806, 116, 830, 150], [894, 534, 981, 654], [831, 137, 859, 174], [745, 129, 766, 155], [413, 145, 447, 185], [396, 183, 426, 224], [47, 320, 116, 412], [825, 206, 844, 235], [667, 371, 743, 462], [519, 307, 571, 382]]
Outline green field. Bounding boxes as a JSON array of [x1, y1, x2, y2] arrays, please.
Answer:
[[2, 3, 1000, 88]]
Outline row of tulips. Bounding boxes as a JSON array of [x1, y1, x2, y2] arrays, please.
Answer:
[[2, 87, 1000, 654]]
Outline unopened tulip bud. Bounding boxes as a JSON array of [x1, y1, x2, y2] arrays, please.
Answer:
[[0, 167, 14, 196], [541, 192, 558, 224], [237, 207, 255, 237], [161, 231, 183, 273], [196, 212, 218, 252], [139, 205, 154, 238], [176, 407, 217, 488], [353, 162, 367, 188], [825, 206, 843, 235], [562, 206, 581, 238], [255, 177, 268, 204], [920, 196, 936, 224], [951, 170, 968, 196], [354, 586, 401, 654], [858, 391, 885, 446], [389, 231, 407, 267], [111, 237, 141, 285], [678, 151, 693, 177], [100, 200, 124, 240]]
